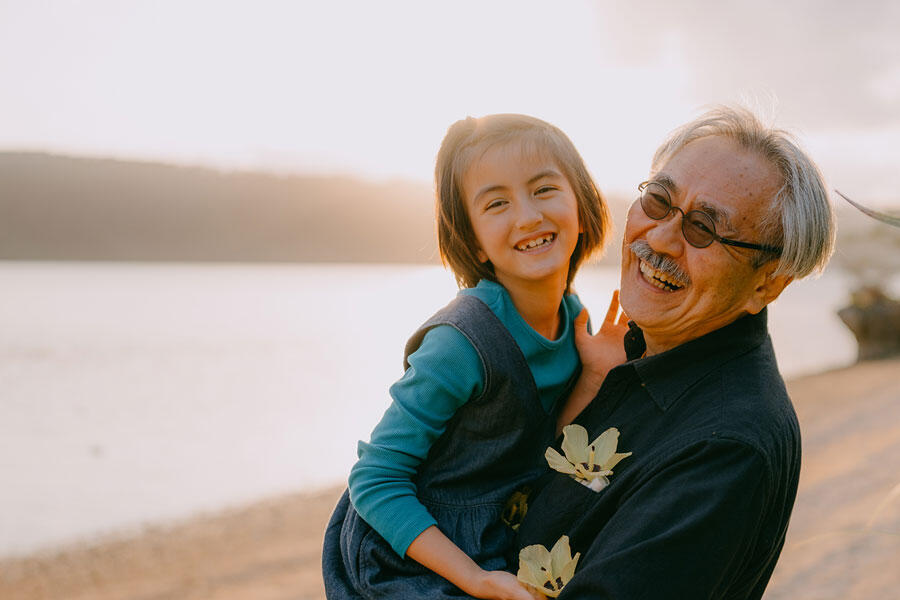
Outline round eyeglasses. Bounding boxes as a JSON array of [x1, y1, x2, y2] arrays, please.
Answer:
[[638, 181, 782, 254]]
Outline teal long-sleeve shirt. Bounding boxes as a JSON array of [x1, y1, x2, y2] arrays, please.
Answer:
[[348, 279, 585, 557]]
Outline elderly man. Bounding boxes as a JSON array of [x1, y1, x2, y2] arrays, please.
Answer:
[[515, 106, 835, 599]]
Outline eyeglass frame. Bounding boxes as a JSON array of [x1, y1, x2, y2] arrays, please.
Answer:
[[637, 181, 783, 255]]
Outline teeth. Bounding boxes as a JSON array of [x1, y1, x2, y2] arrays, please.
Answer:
[[639, 260, 684, 291], [517, 234, 554, 251]]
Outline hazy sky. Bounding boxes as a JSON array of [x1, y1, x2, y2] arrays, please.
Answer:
[[1, 0, 898, 202]]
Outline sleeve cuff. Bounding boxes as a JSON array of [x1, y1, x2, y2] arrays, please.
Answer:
[[352, 493, 437, 557]]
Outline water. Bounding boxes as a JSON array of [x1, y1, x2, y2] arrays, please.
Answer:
[[0, 261, 869, 557]]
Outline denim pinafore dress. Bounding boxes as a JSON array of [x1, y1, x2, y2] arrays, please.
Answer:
[[322, 295, 564, 599]]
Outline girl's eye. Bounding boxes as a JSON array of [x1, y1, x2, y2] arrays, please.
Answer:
[[486, 199, 506, 210], [535, 186, 557, 196]]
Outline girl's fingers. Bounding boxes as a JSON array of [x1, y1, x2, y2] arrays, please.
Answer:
[[574, 308, 590, 336], [603, 290, 620, 325]]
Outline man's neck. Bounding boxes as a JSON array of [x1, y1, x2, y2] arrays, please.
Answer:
[[640, 312, 752, 357]]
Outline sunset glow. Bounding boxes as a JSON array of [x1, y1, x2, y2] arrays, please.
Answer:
[[1, 0, 898, 202]]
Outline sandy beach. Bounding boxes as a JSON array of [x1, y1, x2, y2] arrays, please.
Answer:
[[3, 357, 899, 600]]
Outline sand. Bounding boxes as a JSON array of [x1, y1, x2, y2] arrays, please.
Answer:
[[2, 358, 899, 600], [765, 358, 900, 599]]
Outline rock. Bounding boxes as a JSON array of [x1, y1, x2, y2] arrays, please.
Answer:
[[837, 286, 900, 361]]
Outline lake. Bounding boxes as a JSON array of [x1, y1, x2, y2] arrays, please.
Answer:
[[0, 261, 871, 557]]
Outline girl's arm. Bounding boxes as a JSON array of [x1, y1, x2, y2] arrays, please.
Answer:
[[556, 291, 629, 434], [349, 326, 479, 556], [407, 527, 542, 600], [349, 326, 537, 600]]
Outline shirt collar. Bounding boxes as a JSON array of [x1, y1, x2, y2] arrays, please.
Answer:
[[624, 308, 771, 412]]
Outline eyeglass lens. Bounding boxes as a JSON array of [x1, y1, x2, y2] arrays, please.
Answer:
[[640, 182, 716, 248]]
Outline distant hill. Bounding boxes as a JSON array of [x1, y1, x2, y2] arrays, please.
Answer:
[[0, 152, 626, 265], [0, 152, 441, 263]]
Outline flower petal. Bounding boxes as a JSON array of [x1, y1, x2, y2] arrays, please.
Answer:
[[545, 447, 576, 475], [589, 427, 621, 464], [601, 451, 633, 472], [561, 424, 590, 465], [549, 535, 573, 575], [519, 543, 552, 572], [518, 543, 553, 590], [560, 552, 580, 584], [516, 557, 546, 590]]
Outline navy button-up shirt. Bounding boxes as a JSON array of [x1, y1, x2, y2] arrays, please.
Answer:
[[516, 308, 801, 599]]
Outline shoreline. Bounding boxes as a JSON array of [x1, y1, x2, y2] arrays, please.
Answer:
[[0, 483, 348, 564], [0, 487, 345, 600], [3, 357, 899, 600]]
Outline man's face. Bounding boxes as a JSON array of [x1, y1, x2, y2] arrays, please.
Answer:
[[619, 135, 783, 355]]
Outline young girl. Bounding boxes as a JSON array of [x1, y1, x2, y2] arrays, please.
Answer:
[[322, 114, 621, 599]]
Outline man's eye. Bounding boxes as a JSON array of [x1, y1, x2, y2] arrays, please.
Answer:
[[687, 214, 714, 234], [647, 193, 669, 211]]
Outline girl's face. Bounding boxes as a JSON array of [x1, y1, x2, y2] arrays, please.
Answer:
[[461, 141, 581, 295]]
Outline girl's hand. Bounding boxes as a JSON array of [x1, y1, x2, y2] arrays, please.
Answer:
[[475, 570, 546, 600], [556, 291, 629, 433], [406, 527, 542, 600], [574, 290, 629, 389]]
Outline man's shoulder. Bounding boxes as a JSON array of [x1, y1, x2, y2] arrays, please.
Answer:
[[674, 339, 800, 474], [714, 338, 796, 433]]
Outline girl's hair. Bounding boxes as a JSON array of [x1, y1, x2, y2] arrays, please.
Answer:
[[435, 114, 611, 290]]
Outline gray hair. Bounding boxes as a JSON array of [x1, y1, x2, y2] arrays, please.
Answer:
[[651, 106, 835, 279]]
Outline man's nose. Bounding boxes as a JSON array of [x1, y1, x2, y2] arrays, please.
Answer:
[[645, 208, 685, 257]]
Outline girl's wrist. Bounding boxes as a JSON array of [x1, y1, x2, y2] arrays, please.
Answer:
[[464, 567, 492, 598], [578, 367, 608, 393]]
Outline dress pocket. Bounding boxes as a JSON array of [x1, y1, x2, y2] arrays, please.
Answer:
[[423, 500, 513, 569]]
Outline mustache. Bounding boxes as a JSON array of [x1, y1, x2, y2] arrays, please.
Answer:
[[629, 240, 691, 285]]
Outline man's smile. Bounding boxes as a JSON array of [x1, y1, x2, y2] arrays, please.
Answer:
[[628, 240, 690, 293], [638, 259, 686, 291]]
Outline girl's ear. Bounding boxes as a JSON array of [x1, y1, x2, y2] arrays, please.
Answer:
[[476, 248, 489, 263]]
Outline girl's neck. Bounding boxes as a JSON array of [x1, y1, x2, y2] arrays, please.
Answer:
[[498, 274, 568, 340]]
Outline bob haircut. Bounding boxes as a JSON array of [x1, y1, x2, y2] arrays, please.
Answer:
[[651, 105, 835, 279], [434, 114, 610, 290]]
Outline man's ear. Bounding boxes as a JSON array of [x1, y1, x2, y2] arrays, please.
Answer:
[[747, 261, 793, 314]]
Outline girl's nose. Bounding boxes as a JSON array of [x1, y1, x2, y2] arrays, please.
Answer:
[[515, 197, 543, 229]]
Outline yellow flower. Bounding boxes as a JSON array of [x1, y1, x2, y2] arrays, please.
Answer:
[[545, 424, 632, 491], [516, 535, 580, 598], [501, 487, 531, 531]]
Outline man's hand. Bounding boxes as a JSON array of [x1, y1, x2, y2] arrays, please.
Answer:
[[575, 290, 629, 388]]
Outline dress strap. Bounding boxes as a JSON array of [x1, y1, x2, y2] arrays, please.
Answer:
[[403, 294, 539, 408]]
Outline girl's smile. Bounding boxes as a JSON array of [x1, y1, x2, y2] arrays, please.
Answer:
[[514, 232, 556, 252]]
